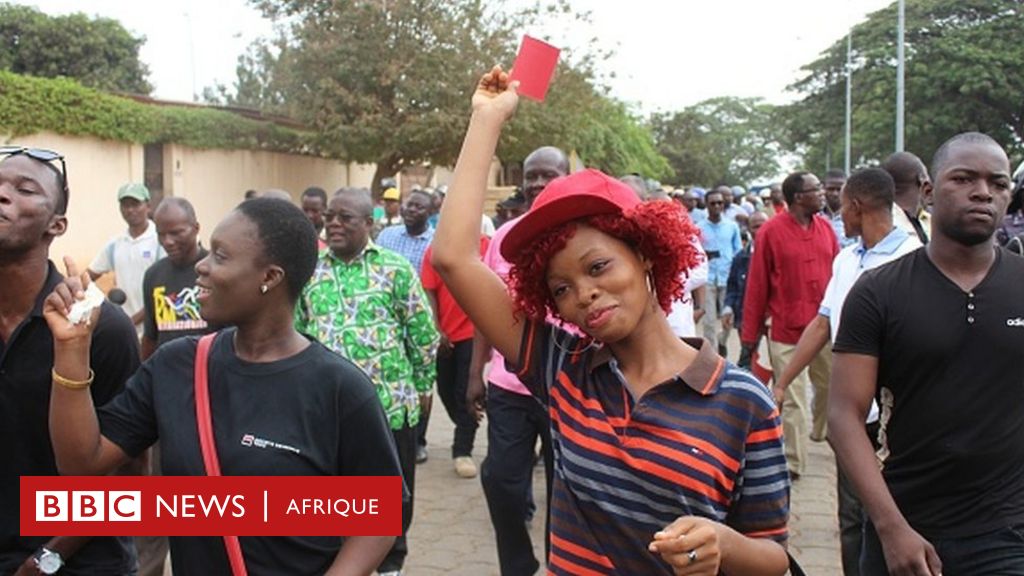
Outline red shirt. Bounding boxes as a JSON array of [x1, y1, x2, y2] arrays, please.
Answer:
[[420, 237, 490, 343], [741, 211, 839, 345]]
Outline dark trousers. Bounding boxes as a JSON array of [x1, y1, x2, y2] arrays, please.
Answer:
[[416, 403, 430, 451], [480, 385, 553, 576], [378, 424, 416, 573], [862, 520, 1024, 575], [436, 339, 478, 457], [838, 421, 880, 576]]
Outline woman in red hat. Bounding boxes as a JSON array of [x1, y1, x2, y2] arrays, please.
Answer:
[[432, 67, 790, 575]]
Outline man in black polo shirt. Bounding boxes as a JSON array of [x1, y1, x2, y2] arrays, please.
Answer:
[[830, 132, 1024, 575], [0, 149, 139, 574]]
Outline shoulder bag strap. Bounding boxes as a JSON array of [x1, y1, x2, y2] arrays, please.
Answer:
[[787, 552, 807, 576], [194, 333, 248, 576]]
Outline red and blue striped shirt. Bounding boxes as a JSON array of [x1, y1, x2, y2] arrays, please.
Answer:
[[511, 320, 789, 574]]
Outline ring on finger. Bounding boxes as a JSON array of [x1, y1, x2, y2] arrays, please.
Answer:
[[687, 549, 698, 564]]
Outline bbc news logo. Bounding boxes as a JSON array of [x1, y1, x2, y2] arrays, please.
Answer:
[[21, 476, 401, 536], [36, 491, 141, 522]]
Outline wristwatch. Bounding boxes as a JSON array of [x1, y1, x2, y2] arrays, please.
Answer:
[[33, 547, 63, 575]]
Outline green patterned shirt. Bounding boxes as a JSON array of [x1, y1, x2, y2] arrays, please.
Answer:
[[295, 241, 440, 429]]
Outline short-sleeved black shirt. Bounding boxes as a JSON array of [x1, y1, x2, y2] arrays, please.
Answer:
[[0, 262, 139, 575], [142, 249, 212, 347], [834, 248, 1024, 539], [97, 329, 402, 576]]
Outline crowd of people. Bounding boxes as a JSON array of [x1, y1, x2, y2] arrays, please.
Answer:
[[1, 64, 1023, 576]]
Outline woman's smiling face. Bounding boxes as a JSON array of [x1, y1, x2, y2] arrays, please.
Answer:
[[195, 210, 267, 325], [545, 225, 653, 342]]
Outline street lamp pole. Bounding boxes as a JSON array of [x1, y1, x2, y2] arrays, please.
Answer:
[[845, 31, 852, 174], [896, 0, 905, 152]]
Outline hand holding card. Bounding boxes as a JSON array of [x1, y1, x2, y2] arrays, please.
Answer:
[[509, 35, 560, 102], [472, 65, 520, 122]]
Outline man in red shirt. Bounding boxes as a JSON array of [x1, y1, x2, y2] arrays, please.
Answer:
[[421, 237, 489, 478], [740, 171, 839, 478]]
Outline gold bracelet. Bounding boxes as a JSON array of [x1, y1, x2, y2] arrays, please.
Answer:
[[52, 368, 95, 390]]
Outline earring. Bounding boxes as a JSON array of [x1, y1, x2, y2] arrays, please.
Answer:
[[260, 284, 268, 295], [645, 272, 655, 294]]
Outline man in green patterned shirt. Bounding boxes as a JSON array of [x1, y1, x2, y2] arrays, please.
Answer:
[[295, 187, 439, 576]]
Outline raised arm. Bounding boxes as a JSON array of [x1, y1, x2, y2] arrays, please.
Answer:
[[431, 67, 524, 362], [44, 257, 132, 476]]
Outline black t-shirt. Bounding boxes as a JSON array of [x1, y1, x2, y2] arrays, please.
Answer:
[[97, 329, 402, 576], [0, 262, 139, 575], [834, 247, 1024, 539], [142, 250, 212, 347]]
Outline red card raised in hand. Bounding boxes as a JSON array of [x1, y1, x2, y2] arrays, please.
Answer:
[[510, 35, 560, 102]]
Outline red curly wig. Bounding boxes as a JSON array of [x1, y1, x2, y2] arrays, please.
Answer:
[[507, 200, 702, 322]]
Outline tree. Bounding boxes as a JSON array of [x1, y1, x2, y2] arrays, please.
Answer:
[[210, 0, 669, 190], [498, 64, 671, 180], [0, 3, 151, 94], [784, 0, 1024, 175], [651, 96, 782, 186]]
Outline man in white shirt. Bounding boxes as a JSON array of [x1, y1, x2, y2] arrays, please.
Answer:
[[88, 183, 164, 333], [771, 167, 920, 575]]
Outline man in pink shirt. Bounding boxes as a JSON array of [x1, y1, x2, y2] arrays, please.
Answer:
[[468, 146, 567, 576], [740, 171, 839, 479]]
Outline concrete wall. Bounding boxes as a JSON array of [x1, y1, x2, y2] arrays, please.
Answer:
[[2, 131, 373, 271], [2, 130, 510, 287], [163, 144, 364, 243]]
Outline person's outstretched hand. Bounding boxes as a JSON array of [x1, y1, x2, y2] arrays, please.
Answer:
[[472, 65, 519, 122], [43, 256, 101, 345]]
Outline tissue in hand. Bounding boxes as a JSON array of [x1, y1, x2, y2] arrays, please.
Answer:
[[67, 283, 106, 325]]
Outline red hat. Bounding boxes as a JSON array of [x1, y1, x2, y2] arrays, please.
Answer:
[[501, 169, 641, 260]]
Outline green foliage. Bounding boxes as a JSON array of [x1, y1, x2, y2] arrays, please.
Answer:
[[498, 65, 671, 180], [0, 71, 316, 154], [0, 3, 151, 94], [784, 0, 1024, 175], [212, 0, 669, 189], [573, 99, 672, 180], [651, 97, 782, 186]]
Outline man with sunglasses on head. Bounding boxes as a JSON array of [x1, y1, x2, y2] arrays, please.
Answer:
[[740, 170, 839, 480], [0, 147, 139, 575], [87, 183, 164, 336]]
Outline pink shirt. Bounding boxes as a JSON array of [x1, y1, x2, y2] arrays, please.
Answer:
[[482, 218, 532, 396]]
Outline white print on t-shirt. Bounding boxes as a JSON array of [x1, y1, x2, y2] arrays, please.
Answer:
[[876, 387, 894, 469], [240, 433, 301, 455], [1007, 318, 1024, 327]]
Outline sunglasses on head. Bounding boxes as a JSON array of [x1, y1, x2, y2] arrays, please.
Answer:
[[0, 146, 69, 212]]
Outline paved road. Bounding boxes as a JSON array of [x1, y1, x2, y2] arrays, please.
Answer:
[[406, 408, 842, 575]]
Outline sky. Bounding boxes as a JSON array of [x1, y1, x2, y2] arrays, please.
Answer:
[[16, 0, 894, 113]]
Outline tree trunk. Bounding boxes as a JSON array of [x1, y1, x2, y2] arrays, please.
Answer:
[[370, 154, 402, 200]]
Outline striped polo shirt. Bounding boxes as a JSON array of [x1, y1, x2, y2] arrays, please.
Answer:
[[511, 320, 789, 574]]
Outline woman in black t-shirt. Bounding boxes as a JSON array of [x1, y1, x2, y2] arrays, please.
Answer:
[[42, 198, 401, 576]]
